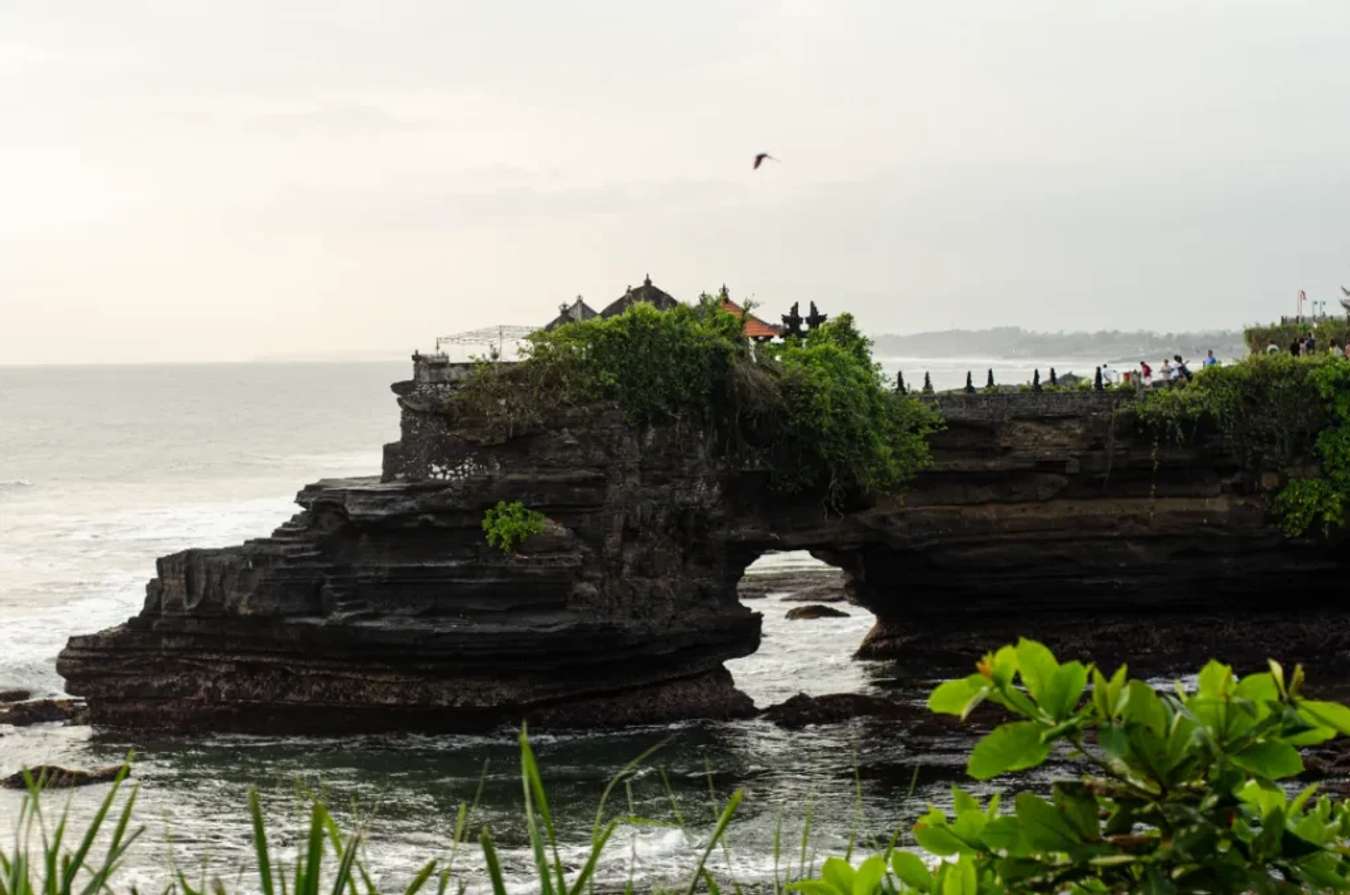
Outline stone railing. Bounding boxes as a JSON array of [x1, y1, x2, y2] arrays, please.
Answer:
[[411, 352, 518, 386]]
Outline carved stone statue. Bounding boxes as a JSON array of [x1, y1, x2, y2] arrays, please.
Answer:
[[781, 302, 805, 339], [805, 302, 828, 331]]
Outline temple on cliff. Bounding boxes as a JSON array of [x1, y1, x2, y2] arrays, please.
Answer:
[[544, 276, 783, 342]]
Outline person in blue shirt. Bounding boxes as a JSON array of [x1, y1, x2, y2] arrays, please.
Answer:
[[1202, 349, 1219, 369]]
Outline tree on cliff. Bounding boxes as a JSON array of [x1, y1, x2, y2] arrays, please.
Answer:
[[456, 302, 940, 509]]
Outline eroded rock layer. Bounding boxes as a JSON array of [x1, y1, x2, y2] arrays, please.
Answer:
[[58, 375, 1347, 732]]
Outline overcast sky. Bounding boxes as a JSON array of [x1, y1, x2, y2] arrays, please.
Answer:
[[3, 1, 1349, 363]]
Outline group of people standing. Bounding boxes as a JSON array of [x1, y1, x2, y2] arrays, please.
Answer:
[[1266, 334, 1350, 358], [1111, 350, 1218, 387]]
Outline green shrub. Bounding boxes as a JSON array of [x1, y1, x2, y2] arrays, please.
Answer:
[[798, 640, 1350, 894], [481, 500, 547, 554], [1135, 354, 1350, 536], [457, 302, 941, 509], [765, 315, 941, 505]]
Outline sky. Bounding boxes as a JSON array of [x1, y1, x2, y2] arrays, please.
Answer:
[[3, 0, 1349, 363]]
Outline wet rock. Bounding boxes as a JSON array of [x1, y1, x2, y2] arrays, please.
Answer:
[[738, 568, 847, 603], [761, 692, 911, 729], [785, 604, 850, 620], [0, 689, 32, 703], [0, 698, 87, 727], [56, 367, 1350, 734], [1, 765, 124, 790]]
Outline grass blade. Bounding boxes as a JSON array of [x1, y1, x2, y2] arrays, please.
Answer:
[[300, 804, 326, 895], [61, 764, 129, 892], [684, 789, 743, 895], [567, 819, 618, 895], [249, 789, 276, 895], [518, 727, 563, 895], [401, 859, 437, 895], [591, 739, 672, 842], [478, 828, 508, 895]]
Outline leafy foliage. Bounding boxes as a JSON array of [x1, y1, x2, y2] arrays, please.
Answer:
[[456, 301, 941, 508], [797, 640, 1350, 894], [762, 315, 941, 505], [1134, 353, 1350, 536], [481, 500, 547, 554]]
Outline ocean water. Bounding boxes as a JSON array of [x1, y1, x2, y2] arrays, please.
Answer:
[[0, 361, 1000, 891]]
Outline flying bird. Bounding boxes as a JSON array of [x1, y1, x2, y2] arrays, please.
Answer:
[[753, 153, 778, 170]]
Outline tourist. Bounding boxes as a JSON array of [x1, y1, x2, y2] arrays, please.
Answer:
[[1139, 360, 1153, 384], [1308, 333, 1318, 354], [1174, 354, 1193, 382], [1101, 362, 1119, 385], [1203, 349, 1218, 368], [1266, 342, 1280, 354], [1290, 337, 1302, 356], [1344, 342, 1350, 359], [1331, 340, 1341, 356], [1160, 358, 1174, 383]]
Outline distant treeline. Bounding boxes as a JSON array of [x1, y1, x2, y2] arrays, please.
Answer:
[[872, 326, 1248, 360]]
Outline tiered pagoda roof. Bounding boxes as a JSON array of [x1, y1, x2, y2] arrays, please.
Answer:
[[598, 275, 680, 318], [543, 296, 599, 331]]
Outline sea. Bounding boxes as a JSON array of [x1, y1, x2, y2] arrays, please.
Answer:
[[0, 358, 1097, 892]]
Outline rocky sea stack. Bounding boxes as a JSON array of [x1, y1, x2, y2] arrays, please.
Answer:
[[57, 355, 1347, 733]]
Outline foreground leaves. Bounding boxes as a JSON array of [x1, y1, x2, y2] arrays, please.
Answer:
[[814, 640, 1350, 893]]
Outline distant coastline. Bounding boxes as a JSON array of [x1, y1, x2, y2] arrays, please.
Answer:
[[872, 326, 1246, 362]]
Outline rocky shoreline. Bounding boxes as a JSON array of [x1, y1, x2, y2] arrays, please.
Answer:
[[55, 364, 1349, 733]]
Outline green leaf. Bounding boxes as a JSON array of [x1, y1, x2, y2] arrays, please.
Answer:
[[790, 883, 844, 895], [1013, 793, 1083, 854], [1121, 680, 1167, 735], [1015, 639, 1058, 704], [1196, 660, 1233, 699], [1091, 667, 1111, 720], [928, 676, 987, 717], [1233, 740, 1303, 779], [978, 816, 1024, 855], [940, 855, 977, 895], [1041, 662, 1089, 721], [967, 722, 1052, 780], [950, 786, 979, 815], [890, 852, 931, 891], [851, 855, 886, 895], [820, 857, 854, 895], [1269, 660, 1287, 699], [1052, 784, 1101, 842], [1236, 672, 1279, 703], [913, 824, 969, 857], [1299, 700, 1350, 736]]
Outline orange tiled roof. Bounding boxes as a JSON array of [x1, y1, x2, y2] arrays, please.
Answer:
[[720, 300, 782, 339]]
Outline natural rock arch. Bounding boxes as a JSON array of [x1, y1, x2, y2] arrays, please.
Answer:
[[58, 366, 1349, 733]]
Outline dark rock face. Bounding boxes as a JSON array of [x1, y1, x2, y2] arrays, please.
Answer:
[[60, 398, 760, 733], [785, 604, 850, 620], [0, 689, 33, 703], [0, 698, 86, 727], [57, 374, 1349, 733]]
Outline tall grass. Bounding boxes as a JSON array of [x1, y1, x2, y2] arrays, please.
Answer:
[[0, 729, 797, 895]]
